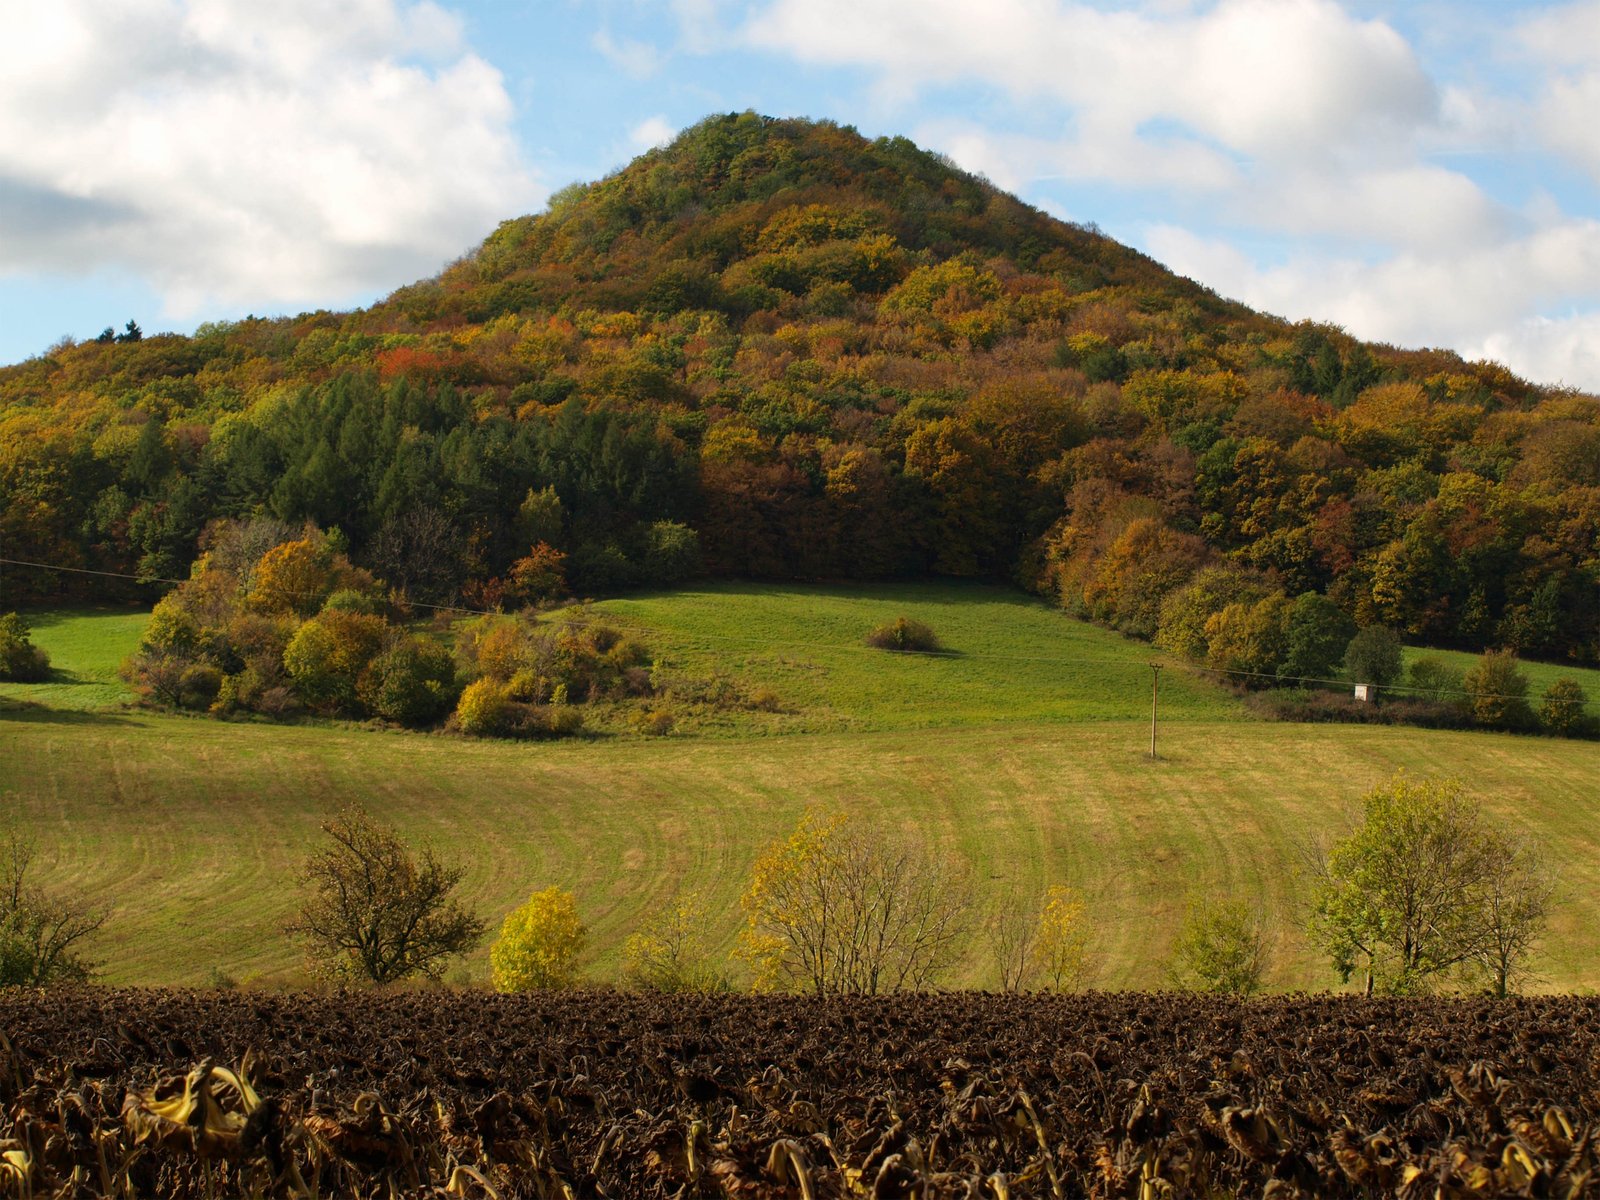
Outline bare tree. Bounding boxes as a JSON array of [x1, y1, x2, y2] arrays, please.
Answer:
[[738, 810, 968, 995], [0, 825, 106, 985], [986, 893, 1039, 992], [286, 807, 486, 984]]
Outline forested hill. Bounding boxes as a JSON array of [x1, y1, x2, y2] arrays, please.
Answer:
[[3, 113, 1598, 665]]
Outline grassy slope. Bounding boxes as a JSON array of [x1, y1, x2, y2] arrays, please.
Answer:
[[1400, 644, 1600, 708], [3, 707, 1597, 992], [0, 608, 147, 711], [4, 585, 1598, 992], [590, 581, 1237, 734]]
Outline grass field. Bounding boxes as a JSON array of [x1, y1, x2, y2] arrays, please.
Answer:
[[1400, 643, 1600, 709], [0, 607, 147, 710], [4, 583, 1599, 993], [588, 581, 1240, 734]]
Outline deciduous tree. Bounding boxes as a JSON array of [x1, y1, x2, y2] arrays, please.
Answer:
[[738, 810, 968, 994], [490, 886, 586, 991], [286, 807, 485, 984]]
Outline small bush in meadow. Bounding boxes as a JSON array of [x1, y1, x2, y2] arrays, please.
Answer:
[[866, 617, 941, 653]]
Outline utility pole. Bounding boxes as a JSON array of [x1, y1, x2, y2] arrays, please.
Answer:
[[1148, 662, 1163, 760]]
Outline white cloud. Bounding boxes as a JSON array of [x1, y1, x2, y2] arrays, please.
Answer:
[[1478, 312, 1600, 392], [1520, 3, 1600, 183], [594, 27, 664, 79], [629, 115, 678, 152], [1146, 218, 1600, 388], [741, 0, 1435, 174], [0, 0, 540, 318]]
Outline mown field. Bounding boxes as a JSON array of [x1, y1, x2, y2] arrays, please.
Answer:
[[4, 584, 1599, 993]]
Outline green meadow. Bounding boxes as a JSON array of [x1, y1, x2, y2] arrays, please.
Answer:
[[3, 583, 1597, 993]]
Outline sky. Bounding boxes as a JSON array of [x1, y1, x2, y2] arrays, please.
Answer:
[[3, 0, 1600, 391]]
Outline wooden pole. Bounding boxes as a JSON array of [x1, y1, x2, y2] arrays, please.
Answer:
[[1149, 663, 1162, 760]]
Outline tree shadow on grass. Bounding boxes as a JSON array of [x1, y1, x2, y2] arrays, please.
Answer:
[[0, 698, 139, 727]]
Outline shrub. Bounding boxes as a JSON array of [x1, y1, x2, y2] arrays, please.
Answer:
[[177, 663, 223, 710], [1168, 898, 1268, 995], [1406, 656, 1466, 704], [622, 891, 725, 992], [490, 886, 586, 991], [634, 708, 676, 737], [866, 617, 941, 653], [357, 637, 458, 727], [455, 678, 512, 736], [0, 613, 50, 682], [1461, 650, 1534, 730], [1539, 678, 1594, 737]]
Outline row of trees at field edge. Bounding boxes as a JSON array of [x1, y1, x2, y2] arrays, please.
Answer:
[[3, 773, 1554, 996]]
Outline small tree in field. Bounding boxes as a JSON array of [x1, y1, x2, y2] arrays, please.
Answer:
[[491, 886, 586, 991], [1342, 625, 1402, 690], [1461, 650, 1534, 729], [0, 614, 50, 683], [985, 892, 1040, 992], [622, 889, 724, 992], [286, 807, 485, 984], [1034, 885, 1091, 990], [1168, 898, 1268, 995], [1538, 677, 1592, 737], [1307, 773, 1550, 995], [738, 810, 967, 994], [1473, 834, 1555, 997]]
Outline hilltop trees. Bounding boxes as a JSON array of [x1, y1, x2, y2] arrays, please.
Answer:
[[0, 115, 1594, 673]]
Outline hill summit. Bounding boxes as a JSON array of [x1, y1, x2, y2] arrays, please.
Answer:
[[2, 113, 1597, 666]]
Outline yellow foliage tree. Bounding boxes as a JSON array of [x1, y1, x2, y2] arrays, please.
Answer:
[[490, 886, 586, 992], [737, 809, 967, 994], [621, 890, 724, 992], [1035, 885, 1091, 990], [247, 538, 333, 616]]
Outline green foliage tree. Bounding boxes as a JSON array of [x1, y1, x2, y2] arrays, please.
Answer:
[[1279, 592, 1356, 682], [1538, 677, 1592, 737], [357, 637, 458, 726], [286, 807, 485, 984], [1406, 656, 1466, 703], [1307, 773, 1548, 995], [1168, 898, 1268, 995], [0, 613, 50, 682], [1342, 625, 1403, 690], [1461, 649, 1534, 729], [490, 886, 586, 991], [0, 823, 105, 985]]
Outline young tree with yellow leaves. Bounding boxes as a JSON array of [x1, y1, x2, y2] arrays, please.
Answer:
[[738, 810, 968, 994], [490, 886, 586, 991]]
